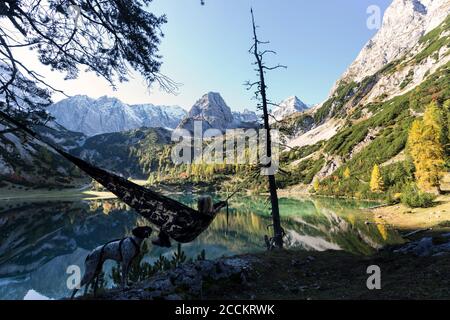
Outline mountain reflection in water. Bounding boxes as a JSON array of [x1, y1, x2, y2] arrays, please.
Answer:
[[0, 195, 403, 299]]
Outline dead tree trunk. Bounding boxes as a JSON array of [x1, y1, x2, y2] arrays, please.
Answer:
[[249, 9, 284, 248]]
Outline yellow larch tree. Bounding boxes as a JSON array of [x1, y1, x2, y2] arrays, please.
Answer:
[[407, 102, 445, 191], [343, 167, 351, 179], [370, 164, 384, 193], [312, 177, 320, 192]]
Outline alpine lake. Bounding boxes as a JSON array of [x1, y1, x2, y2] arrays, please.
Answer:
[[0, 193, 404, 299]]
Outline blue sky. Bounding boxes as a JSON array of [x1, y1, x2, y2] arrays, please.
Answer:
[[145, 0, 392, 110], [42, 0, 392, 111]]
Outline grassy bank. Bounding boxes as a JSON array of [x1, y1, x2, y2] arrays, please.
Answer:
[[0, 180, 147, 201], [370, 194, 450, 231], [0, 185, 115, 201]]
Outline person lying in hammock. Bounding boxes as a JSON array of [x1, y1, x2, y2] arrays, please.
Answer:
[[152, 196, 227, 247]]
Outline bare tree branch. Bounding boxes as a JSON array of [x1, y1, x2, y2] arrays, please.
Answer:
[[262, 64, 287, 71]]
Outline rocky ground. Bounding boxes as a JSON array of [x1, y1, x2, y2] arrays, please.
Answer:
[[80, 231, 450, 300]]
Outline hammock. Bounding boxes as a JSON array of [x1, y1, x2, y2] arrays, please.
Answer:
[[0, 110, 226, 243]]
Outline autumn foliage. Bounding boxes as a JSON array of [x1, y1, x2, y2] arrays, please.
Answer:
[[370, 164, 384, 193], [407, 102, 445, 192]]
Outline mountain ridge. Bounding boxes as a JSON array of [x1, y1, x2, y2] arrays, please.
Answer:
[[47, 95, 187, 136], [286, 0, 450, 147], [338, 0, 450, 85]]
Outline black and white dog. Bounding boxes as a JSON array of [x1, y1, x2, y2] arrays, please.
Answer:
[[70, 226, 152, 299]]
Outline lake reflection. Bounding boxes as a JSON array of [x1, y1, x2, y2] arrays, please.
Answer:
[[0, 195, 403, 299]]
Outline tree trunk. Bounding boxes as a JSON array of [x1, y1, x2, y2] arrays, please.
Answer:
[[251, 9, 283, 248]]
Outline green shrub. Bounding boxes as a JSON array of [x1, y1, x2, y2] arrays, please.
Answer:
[[415, 16, 450, 63], [111, 242, 205, 287], [399, 70, 414, 90], [386, 190, 401, 205], [400, 184, 436, 208], [437, 221, 450, 228]]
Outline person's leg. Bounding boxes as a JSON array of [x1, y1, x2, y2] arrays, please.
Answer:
[[152, 229, 172, 247]]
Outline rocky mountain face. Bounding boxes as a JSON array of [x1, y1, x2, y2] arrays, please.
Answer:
[[177, 92, 259, 133], [323, 0, 450, 114], [271, 96, 309, 122], [281, 0, 450, 189], [288, 0, 450, 137], [0, 122, 88, 188], [232, 109, 259, 124], [47, 95, 187, 136], [340, 0, 450, 84]]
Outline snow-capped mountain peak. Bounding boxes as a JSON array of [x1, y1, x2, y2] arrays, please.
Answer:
[[271, 96, 309, 122], [47, 95, 187, 136]]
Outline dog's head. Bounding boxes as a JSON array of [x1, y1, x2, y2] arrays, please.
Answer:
[[132, 226, 152, 239]]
